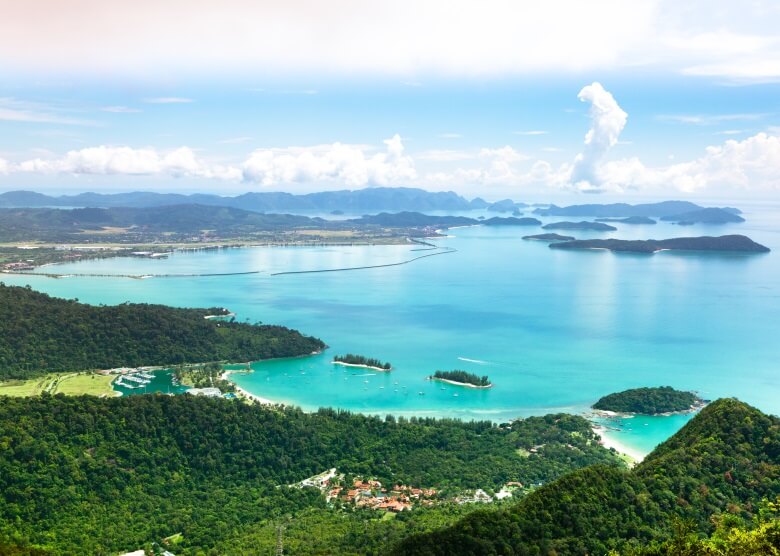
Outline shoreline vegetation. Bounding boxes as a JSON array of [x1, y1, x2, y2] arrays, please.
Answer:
[[332, 354, 392, 371], [428, 370, 493, 389]]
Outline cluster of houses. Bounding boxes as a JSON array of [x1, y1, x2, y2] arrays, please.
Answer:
[[293, 468, 528, 513], [329, 479, 438, 512]]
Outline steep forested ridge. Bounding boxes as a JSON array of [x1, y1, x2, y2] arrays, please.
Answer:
[[393, 399, 780, 555], [0, 395, 619, 554], [0, 284, 324, 379]]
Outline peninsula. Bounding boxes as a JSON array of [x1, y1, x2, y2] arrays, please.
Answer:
[[542, 221, 617, 231], [548, 235, 770, 253], [333, 354, 392, 371], [592, 386, 705, 415], [429, 370, 493, 388], [0, 283, 324, 381]]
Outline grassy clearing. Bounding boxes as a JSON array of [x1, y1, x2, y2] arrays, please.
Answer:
[[0, 372, 118, 397]]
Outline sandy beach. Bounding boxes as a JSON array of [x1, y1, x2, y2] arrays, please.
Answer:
[[429, 377, 493, 389], [221, 368, 285, 406], [592, 425, 644, 464], [233, 384, 279, 406], [332, 361, 391, 372]]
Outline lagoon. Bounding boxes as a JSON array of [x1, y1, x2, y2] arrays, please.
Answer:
[[4, 203, 780, 457]]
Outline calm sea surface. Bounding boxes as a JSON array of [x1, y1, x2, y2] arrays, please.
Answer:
[[5, 203, 779, 456]]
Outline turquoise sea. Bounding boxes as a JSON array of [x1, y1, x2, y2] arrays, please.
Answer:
[[4, 202, 780, 457]]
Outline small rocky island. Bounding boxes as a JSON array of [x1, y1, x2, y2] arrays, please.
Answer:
[[542, 221, 617, 231], [333, 354, 392, 371], [523, 233, 576, 242], [429, 370, 492, 389], [549, 235, 770, 253], [593, 386, 705, 415]]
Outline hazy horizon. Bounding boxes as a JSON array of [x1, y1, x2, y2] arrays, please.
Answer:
[[2, 1, 780, 203]]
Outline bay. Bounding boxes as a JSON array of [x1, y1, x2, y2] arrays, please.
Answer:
[[4, 203, 779, 457]]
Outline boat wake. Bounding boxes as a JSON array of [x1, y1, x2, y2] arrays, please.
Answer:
[[457, 357, 490, 365]]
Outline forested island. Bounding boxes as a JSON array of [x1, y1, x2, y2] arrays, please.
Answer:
[[0, 283, 324, 380], [593, 386, 705, 414], [481, 216, 541, 226], [333, 354, 392, 371], [549, 235, 770, 253], [429, 370, 492, 388], [660, 207, 745, 224], [533, 200, 741, 218], [522, 233, 576, 241], [542, 220, 617, 231]]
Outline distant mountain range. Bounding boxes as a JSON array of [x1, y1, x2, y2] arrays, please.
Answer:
[[0, 187, 500, 212], [534, 200, 742, 218]]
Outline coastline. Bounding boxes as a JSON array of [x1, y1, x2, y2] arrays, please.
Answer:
[[428, 377, 493, 389], [591, 401, 706, 419], [233, 384, 279, 406], [591, 424, 643, 464], [332, 361, 391, 372]]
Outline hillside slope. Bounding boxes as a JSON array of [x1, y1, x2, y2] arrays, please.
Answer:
[[393, 399, 780, 555]]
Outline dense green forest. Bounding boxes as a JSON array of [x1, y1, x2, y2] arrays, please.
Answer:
[[0, 394, 620, 554], [393, 399, 780, 555], [431, 370, 492, 387], [593, 386, 703, 414], [333, 354, 392, 370], [0, 284, 324, 380]]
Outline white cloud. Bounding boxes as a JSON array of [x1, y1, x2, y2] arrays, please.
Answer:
[[417, 149, 474, 162], [0, 158, 8, 175], [6, 1, 780, 82], [570, 82, 628, 190], [438, 133, 462, 139], [427, 81, 780, 195], [657, 113, 767, 125], [100, 106, 142, 113], [0, 0, 657, 77], [0, 98, 94, 125], [597, 132, 780, 193], [512, 130, 548, 136], [143, 97, 193, 104], [242, 134, 416, 187], [16, 146, 240, 180]]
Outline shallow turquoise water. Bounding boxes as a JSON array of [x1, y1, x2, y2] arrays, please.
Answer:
[[4, 203, 779, 456]]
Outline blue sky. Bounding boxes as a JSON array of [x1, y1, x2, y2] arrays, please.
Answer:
[[2, 0, 780, 202]]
